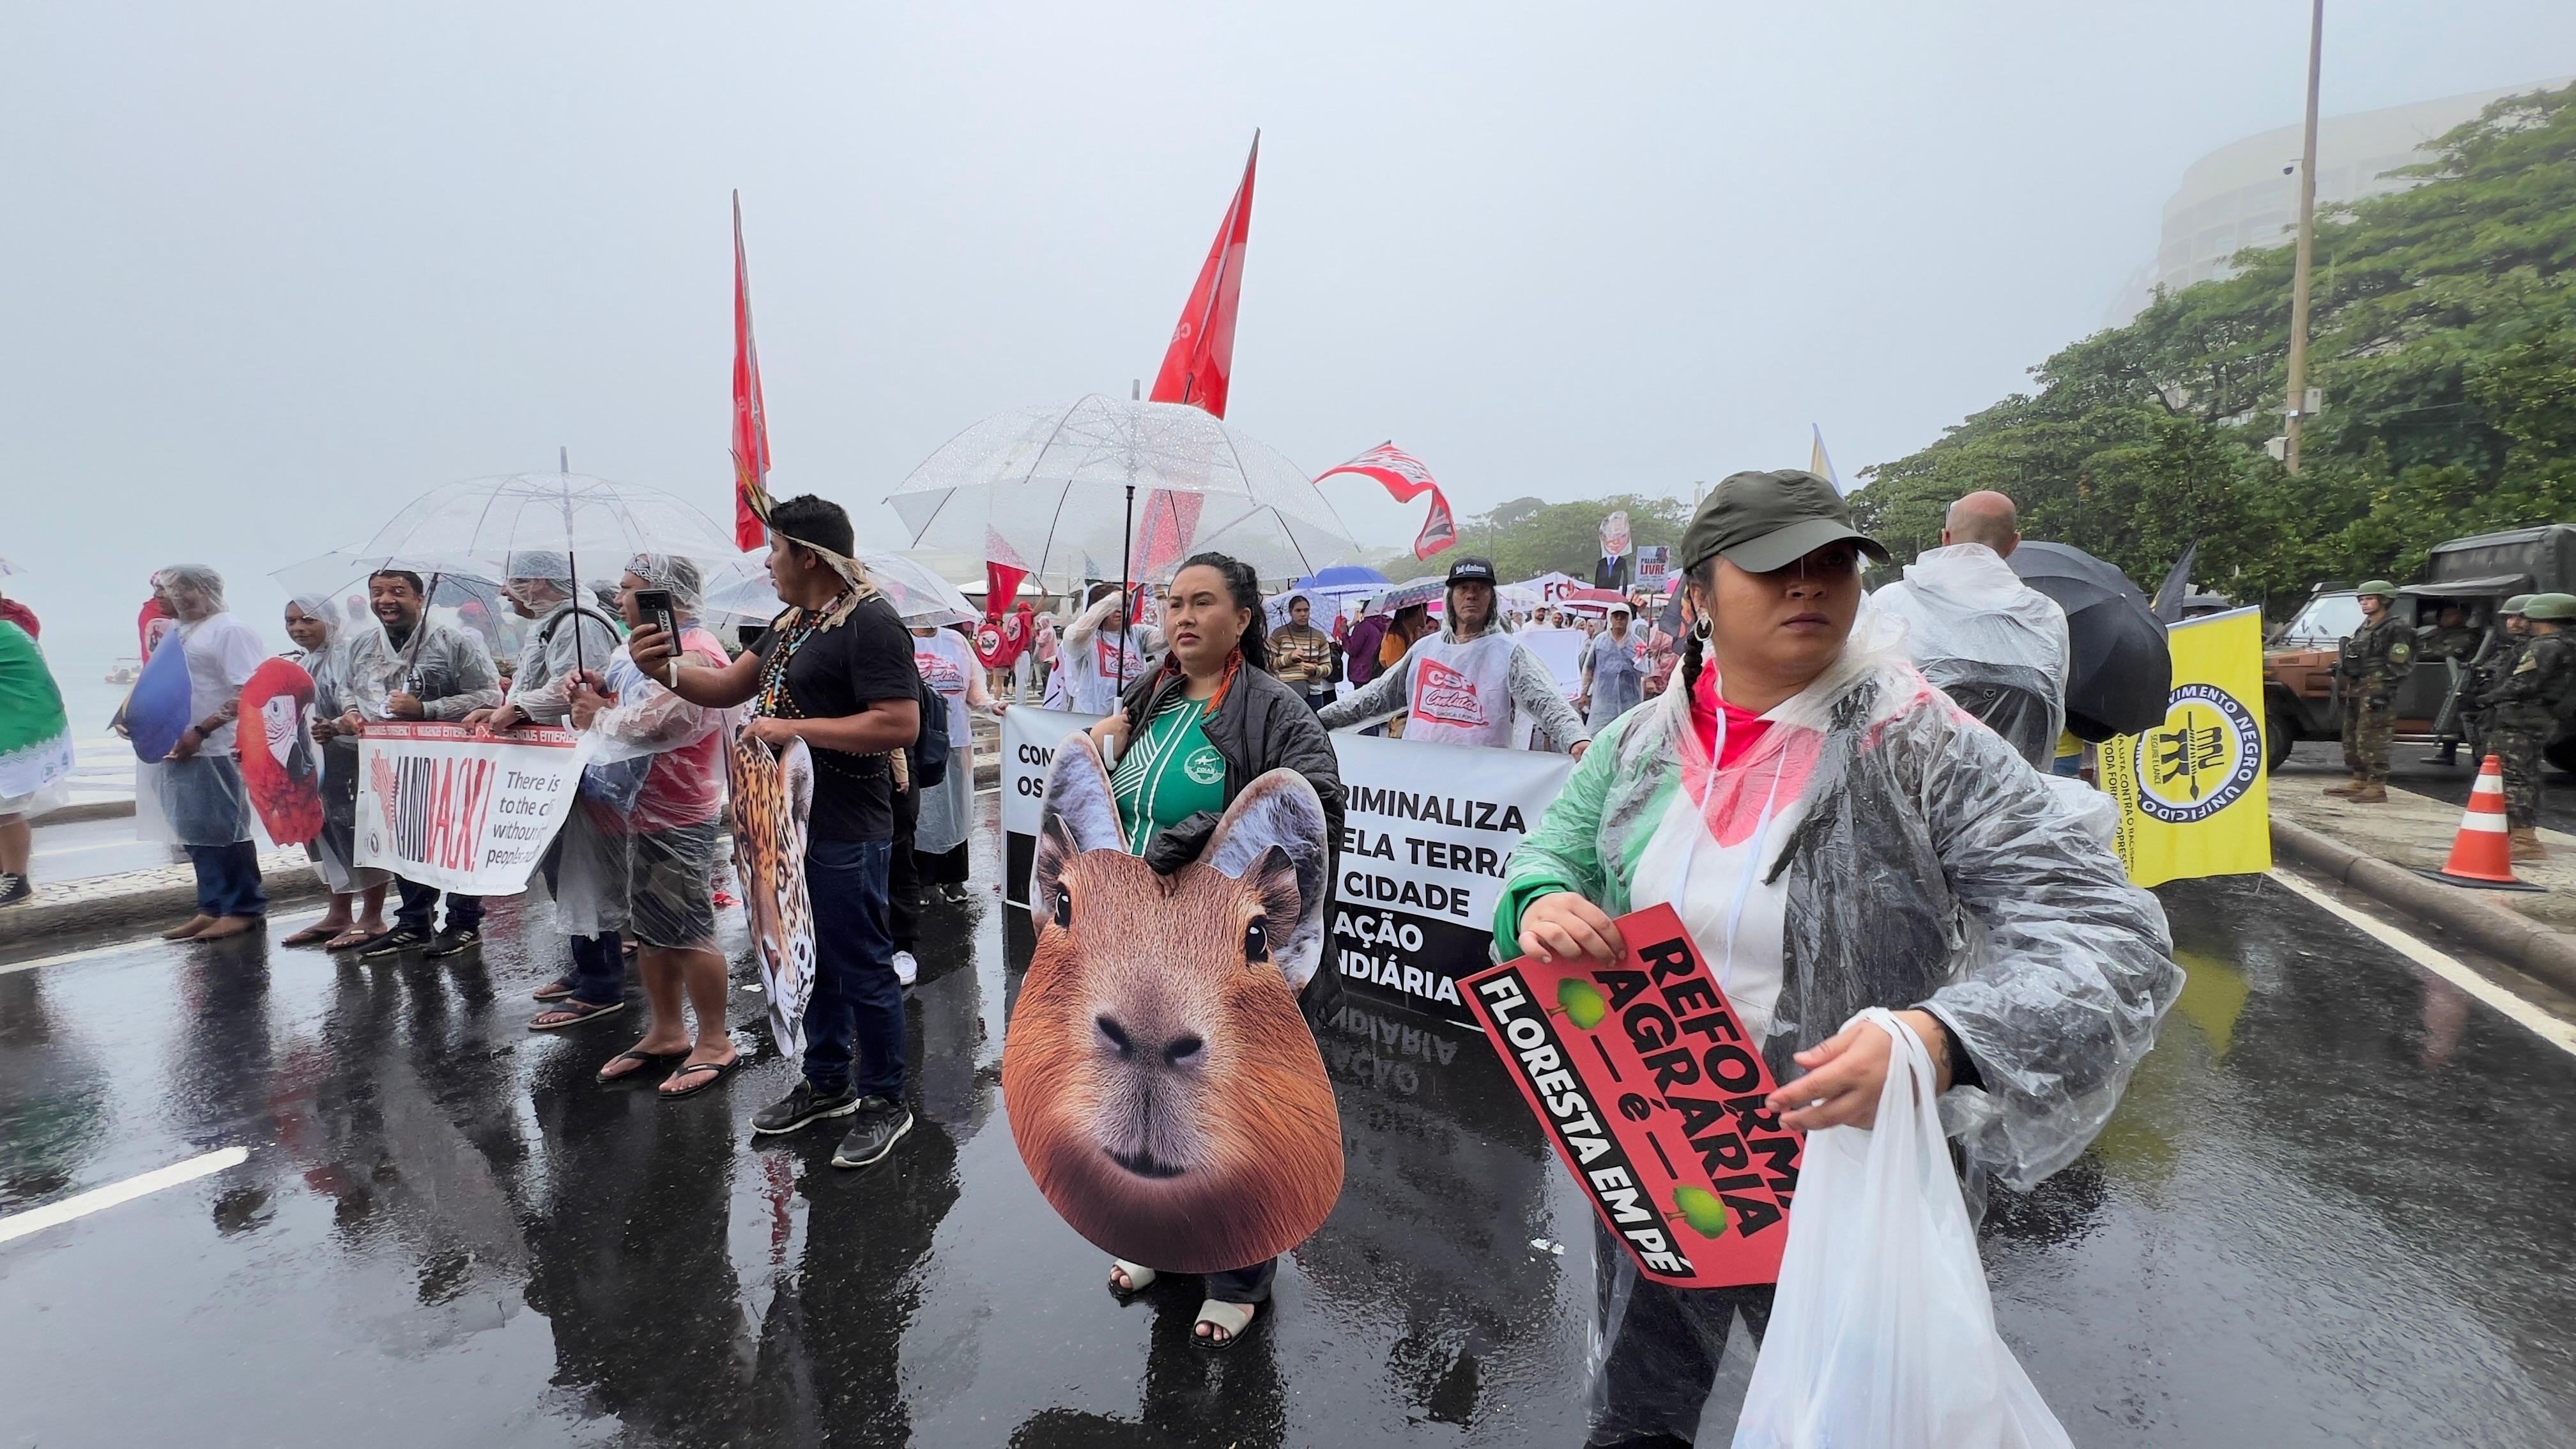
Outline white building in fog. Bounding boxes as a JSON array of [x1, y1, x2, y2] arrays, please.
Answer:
[[2105, 79, 2569, 326]]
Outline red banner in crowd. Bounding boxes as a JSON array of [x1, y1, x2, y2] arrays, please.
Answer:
[[1460, 904, 1802, 1289], [1317, 442, 1457, 560], [732, 191, 774, 551]]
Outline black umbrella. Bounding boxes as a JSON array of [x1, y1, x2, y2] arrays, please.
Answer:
[[2008, 541, 2173, 741]]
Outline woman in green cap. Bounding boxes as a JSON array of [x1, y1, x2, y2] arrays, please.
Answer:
[[1497, 469, 2181, 1444]]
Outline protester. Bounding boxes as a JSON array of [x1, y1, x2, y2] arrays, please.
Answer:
[[635, 495, 922, 1168], [1321, 556, 1591, 757], [565, 557, 740, 1096], [2478, 591, 2576, 862], [1085, 551, 1346, 1347], [1576, 601, 1646, 730], [1268, 593, 1338, 712], [464, 553, 629, 1015], [146, 566, 270, 941], [1002, 600, 1038, 702], [2325, 579, 2416, 806], [281, 594, 397, 949], [1866, 489, 2071, 770], [361, 568, 503, 959], [1059, 584, 1161, 716], [1496, 469, 2179, 1445], [0, 617, 73, 908], [1031, 606, 1061, 703], [891, 618, 998, 985]]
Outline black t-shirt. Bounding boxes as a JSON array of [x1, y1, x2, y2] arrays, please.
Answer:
[[755, 594, 918, 841]]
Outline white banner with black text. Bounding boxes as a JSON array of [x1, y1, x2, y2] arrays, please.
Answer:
[[355, 723, 594, 894]]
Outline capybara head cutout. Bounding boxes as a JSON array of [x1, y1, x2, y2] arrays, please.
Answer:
[[1002, 732, 1344, 1274]]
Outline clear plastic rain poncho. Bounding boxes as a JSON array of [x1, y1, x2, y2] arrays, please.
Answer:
[[1866, 543, 2072, 770], [548, 557, 738, 950], [291, 592, 401, 892], [499, 551, 622, 724], [1496, 610, 2178, 1445]]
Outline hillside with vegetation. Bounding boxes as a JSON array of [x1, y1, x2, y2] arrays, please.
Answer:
[[1850, 81, 2576, 610]]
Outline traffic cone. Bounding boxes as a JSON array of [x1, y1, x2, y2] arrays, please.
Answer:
[[2419, 755, 2543, 891]]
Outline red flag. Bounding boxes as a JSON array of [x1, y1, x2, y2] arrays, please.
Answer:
[[1315, 442, 1458, 560], [983, 561, 1028, 621], [731, 191, 774, 552], [1149, 134, 1258, 418]]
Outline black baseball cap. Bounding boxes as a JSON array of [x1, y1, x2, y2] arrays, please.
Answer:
[[1680, 469, 1889, 575], [1445, 555, 1498, 586]]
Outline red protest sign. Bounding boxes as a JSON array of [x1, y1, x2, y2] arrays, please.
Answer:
[[1459, 903, 1802, 1289]]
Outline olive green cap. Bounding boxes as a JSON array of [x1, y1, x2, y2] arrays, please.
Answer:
[[1680, 469, 1889, 576], [2524, 592, 2576, 622], [2356, 579, 2399, 598], [2504, 594, 2533, 615]]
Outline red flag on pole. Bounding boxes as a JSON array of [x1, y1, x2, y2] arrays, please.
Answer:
[[731, 191, 774, 552], [983, 561, 1028, 622], [1316, 442, 1459, 560], [1149, 134, 1258, 418]]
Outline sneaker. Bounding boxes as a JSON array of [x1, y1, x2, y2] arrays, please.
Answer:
[[831, 1098, 914, 1169], [892, 949, 920, 987], [750, 1080, 862, 1136], [0, 873, 32, 909], [424, 926, 483, 959], [359, 926, 434, 959]]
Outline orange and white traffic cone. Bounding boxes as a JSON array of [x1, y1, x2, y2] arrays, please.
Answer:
[[2419, 755, 2543, 891]]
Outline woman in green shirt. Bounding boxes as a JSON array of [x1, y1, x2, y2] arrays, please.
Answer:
[[1085, 551, 1347, 1347]]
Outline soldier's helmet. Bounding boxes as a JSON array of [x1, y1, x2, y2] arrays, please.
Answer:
[[2523, 593, 2576, 622], [2504, 594, 2533, 617], [2356, 579, 2400, 599]]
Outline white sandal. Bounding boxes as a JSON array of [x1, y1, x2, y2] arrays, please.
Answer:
[[1194, 1298, 1259, 1349], [1107, 1259, 1157, 1296]]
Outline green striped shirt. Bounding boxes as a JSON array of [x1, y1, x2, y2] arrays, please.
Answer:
[[1111, 693, 1227, 854]]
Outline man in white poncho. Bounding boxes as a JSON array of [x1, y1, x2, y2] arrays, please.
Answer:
[[1866, 490, 2071, 770]]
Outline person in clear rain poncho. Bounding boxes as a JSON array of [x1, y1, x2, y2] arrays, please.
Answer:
[[556, 556, 742, 1098], [1865, 490, 2071, 771], [143, 565, 273, 941], [279, 593, 401, 950], [1496, 471, 2180, 1447], [467, 552, 630, 1027]]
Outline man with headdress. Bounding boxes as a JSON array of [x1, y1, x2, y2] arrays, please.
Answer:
[[631, 495, 925, 1170]]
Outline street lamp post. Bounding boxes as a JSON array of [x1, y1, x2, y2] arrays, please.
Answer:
[[2283, 0, 2324, 475]]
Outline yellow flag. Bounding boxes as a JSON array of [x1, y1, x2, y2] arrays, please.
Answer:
[[1809, 424, 1840, 493], [2095, 606, 2273, 887]]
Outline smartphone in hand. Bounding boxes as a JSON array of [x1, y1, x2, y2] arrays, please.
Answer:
[[635, 588, 677, 645]]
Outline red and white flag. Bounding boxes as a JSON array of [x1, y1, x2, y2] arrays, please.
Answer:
[[731, 191, 774, 552], [1316, 442, 1457, 560], [1130, 134, 1259, 585]]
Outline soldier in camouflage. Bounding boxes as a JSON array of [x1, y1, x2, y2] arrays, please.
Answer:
[[2477, 591, 2576, 861], [2419, 602, 2489, 765], [2458, 595, 2532, 771], [2326, 579, 2416, 804]]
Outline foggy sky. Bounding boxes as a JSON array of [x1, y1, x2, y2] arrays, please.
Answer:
[[6, 2, 2573, 671]]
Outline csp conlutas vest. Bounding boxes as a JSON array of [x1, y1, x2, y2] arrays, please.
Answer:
[[1400, 633, 1524, 748]]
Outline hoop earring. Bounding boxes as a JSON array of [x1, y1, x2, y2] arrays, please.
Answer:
[[1692, 617, 1713, 641]]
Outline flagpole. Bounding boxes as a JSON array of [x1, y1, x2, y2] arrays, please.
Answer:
[[2283, 0, 2324, 475], [1118, 483, 1135, 691]]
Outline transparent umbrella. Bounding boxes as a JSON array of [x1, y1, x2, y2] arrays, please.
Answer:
[[702, 549, 978, 628], [884, 395, 1356, 589]]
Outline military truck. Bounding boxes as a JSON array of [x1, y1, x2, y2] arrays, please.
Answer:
[[2261, 523, 2576, 772]]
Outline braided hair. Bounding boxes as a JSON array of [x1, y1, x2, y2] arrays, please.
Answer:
[[1176, 551, 1271, 673], [1676, 555, 1716, 701]]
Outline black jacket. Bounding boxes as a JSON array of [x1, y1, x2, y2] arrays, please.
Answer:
[[1118, 662, 1347, 861]]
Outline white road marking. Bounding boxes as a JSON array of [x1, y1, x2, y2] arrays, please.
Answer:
[[0, 1147, 251, 1245], [2269, 868, 2576, 1057], [0, 908, 327, 976]]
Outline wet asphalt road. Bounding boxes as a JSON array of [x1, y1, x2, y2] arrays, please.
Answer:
[[4, 798, 2576, 1447]]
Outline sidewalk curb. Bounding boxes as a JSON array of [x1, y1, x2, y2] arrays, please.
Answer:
[[2272, 817, 2576, 998], [0, 856, 329, 948], [31, 800, 137, 826]]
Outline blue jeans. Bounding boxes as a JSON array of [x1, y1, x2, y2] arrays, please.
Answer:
[[567, 930, 625, 1006], [186, 841, 266, 918], [394, 878, 483, 933], [801, 838, 903, 1100]]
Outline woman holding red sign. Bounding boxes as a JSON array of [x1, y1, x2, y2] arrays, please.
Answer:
[[1498, 470, 2181, 1447]]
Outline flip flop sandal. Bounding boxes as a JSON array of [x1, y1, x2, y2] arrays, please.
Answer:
[[595, 1047, 687, 1085], [280, 923, 342, 947], [528, 999, 625, 1032], [325, 928, 385, 952], [532, 977, 581, 1002], [657, 1057, 740, 1101], [1107, 1259, 1158, 1298], [1193, 1299, 1260, 1350]]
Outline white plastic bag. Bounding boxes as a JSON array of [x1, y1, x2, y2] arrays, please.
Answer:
[[1732, 1009, 2073, 1449]]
